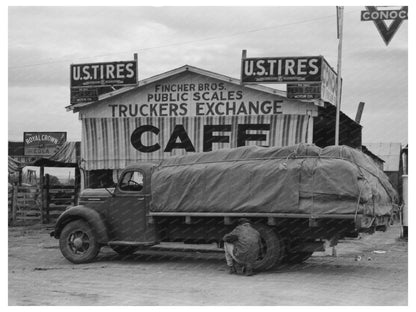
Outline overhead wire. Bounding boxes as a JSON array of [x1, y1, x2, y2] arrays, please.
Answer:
[[9, 8, 361, 70]]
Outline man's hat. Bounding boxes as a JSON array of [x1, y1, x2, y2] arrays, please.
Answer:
[[238, 218, 251, 225]]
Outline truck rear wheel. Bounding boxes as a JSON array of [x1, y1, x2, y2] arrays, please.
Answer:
[[59, 220, 100, 264], [253, 224, 285, 271], [284, 251, 313, 264]]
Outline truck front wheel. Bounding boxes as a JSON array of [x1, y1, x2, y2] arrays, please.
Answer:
[[59, 220, 100, 264], [253, 224, 285, 271]]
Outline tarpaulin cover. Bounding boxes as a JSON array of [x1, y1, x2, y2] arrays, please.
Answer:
[[150, 144, 398, 217]]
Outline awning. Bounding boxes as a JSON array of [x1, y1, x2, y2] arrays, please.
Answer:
[[8, 156, 23, 173], [29, 141, 80, 167]]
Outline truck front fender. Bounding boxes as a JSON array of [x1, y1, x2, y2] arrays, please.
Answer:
[[51, 206, 109, 244]]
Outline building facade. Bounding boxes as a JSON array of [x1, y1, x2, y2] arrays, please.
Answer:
[[67, 65, 361, 188]]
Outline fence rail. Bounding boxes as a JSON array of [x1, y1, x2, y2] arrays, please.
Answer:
[[9, 184, 76, 225], [46, 187, 76, 223], [10, 186, 42, 224]]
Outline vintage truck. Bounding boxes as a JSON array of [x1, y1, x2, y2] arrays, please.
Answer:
[[51, 143, 398, 271]]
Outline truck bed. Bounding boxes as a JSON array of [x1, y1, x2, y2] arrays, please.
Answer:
[[150, 144, 397, 219]]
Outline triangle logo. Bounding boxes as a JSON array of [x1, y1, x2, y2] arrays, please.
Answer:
[[362, 6, 408, 46]]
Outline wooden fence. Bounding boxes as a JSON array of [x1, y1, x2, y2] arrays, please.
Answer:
[[8, 186, 13, 225], [9, 185, 42, 225], [9, 182, 76, 225], [45, 186, 76, 223]]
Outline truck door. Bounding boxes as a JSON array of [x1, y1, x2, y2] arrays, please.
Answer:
[[107, 169, 155, 243]]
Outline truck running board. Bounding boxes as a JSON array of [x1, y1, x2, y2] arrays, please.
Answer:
[[108, 241, 157, 247]]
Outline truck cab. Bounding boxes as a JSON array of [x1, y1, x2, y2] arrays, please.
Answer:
[[52, 163, 159, 263]]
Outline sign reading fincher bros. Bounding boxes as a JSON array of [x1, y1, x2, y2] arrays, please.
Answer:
[[108, 82, 283, 118]]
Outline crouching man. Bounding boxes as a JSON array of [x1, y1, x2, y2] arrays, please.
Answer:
[[223, 218, 261, 276]]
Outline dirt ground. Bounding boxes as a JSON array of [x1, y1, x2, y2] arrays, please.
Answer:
[[8, 224, 407, 306]]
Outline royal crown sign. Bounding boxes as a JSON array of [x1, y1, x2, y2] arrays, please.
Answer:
[[24, 132, 67, 156], [361, 6, 408, 46]]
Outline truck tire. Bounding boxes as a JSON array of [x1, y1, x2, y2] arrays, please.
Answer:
[[111, 246, 138, 255], [253, 224, 285, 271], [284, 251, 313, 264], [59, 220, 100, 264]]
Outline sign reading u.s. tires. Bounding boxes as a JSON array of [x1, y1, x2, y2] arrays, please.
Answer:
[[241, 56, 322, 84], [70, 61, 137, 88]]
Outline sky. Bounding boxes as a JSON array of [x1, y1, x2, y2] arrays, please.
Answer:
[[8, 4, 409, 145]]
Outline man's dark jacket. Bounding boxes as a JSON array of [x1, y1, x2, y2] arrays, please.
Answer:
[[223, 223, 261, 264]]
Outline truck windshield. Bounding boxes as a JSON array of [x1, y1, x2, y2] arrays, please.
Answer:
[[119, 170, 144, 192]]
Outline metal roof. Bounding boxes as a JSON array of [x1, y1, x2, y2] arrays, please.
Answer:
[[364, 142, 402, 172]]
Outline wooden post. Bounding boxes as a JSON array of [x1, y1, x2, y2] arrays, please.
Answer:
[[240, 50, 247, 85], [18, 169, 22, 186], [39, 166, 45, 223], [134, 53, 138, 84], [74, 166, 81, 206], [355, 102, 365, 124], [40, 166, 44, 186], [12, 185, 18, 225], [45, 174, 50, 224], [267, 217, 276, 226], [335, 6, 344, 146]]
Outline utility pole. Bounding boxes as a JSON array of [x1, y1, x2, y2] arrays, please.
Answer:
[[134, 53, 138, 84], [335, 6, 344, 146]]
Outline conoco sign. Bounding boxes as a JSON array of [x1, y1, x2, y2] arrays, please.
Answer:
[[361, 6, 408, 46]]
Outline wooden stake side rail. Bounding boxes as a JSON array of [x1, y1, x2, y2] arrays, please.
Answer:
[[147, 212, 366, 228], [148, 212, 357, 219]]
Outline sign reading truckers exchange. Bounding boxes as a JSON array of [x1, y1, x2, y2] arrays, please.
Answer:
[[242, 55, 339, 106]]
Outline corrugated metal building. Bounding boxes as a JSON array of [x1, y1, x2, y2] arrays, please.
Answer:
[[66, 65, 362, 188], [364, 142, 403, 194]]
